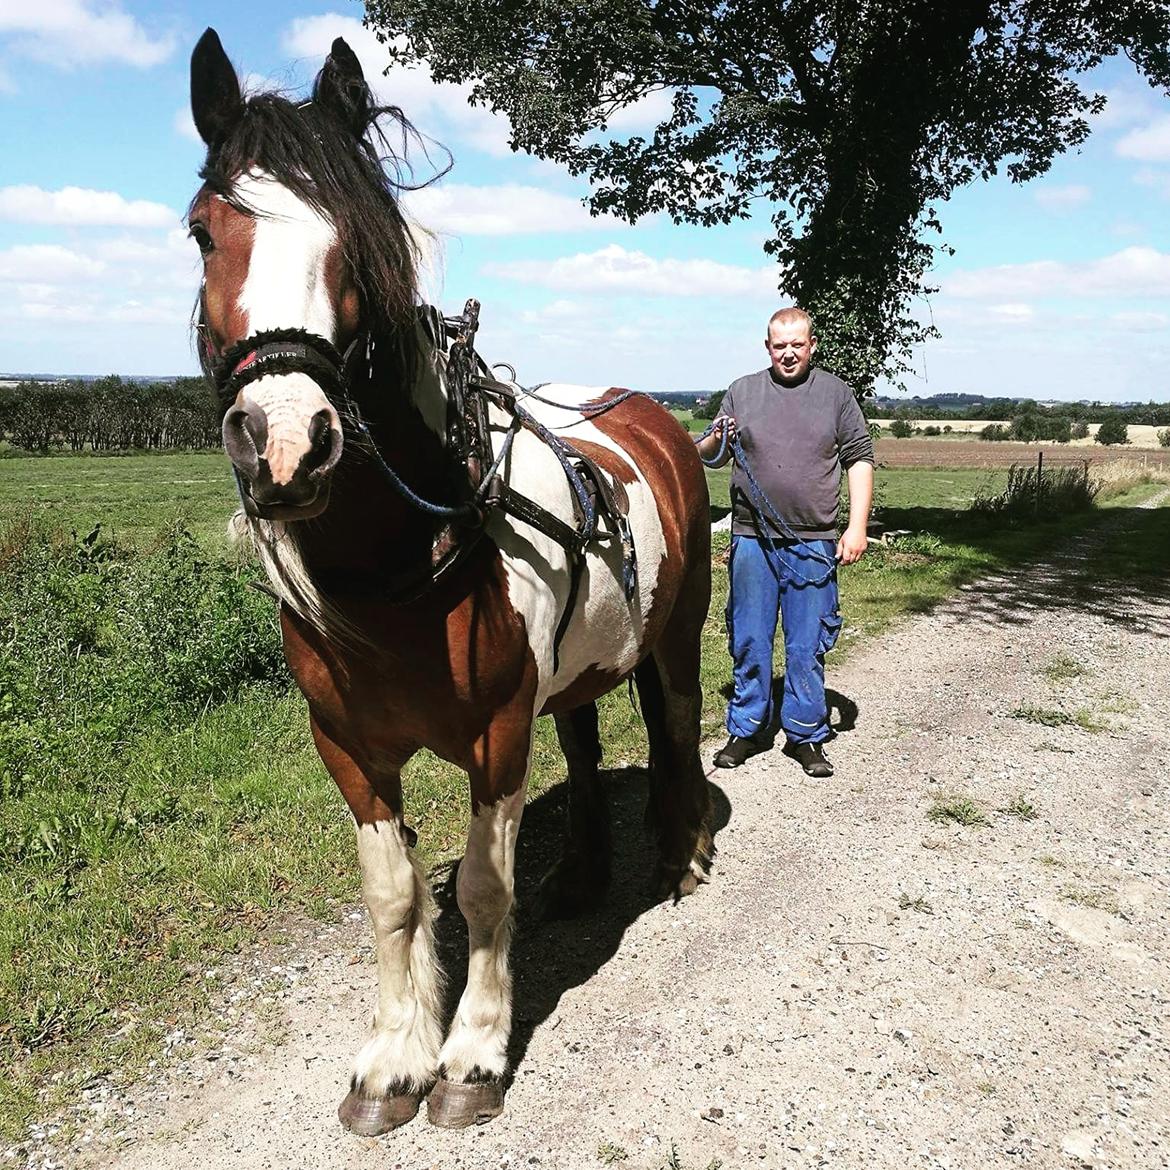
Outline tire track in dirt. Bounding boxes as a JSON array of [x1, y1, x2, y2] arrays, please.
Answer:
[[69, 494, 1169, 1170]]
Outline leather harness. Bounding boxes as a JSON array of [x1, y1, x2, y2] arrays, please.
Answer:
[[205, 299, 638, 664]]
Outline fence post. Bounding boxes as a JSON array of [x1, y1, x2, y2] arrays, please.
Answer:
[[1036, 449, 1044, 517]]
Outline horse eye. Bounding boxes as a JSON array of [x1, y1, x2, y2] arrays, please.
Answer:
[[189, 223, 213, 254]]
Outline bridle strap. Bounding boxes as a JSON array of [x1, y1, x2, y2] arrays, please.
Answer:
[[209, 328, 353, 409]]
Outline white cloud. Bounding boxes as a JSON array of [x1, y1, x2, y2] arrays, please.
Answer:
[[942, 247, 1170, 300], [0, 0, 174, 68], [0, 185, 177, 227], [0, 228, 198, 333], [605, 88, 675, 132], [280, 14, 514, 157], [1116, 116, 1170, 162], [0, 244, 105, 282], [1032, 184, 1091, 211], [1109, 310, 1170, 332], [1133, 167, 1170, 199], [485, 244, 779, 297], [404, 184, 618, 236], [1088, 84, 1160, 130], [987, 303, 1035, 322]]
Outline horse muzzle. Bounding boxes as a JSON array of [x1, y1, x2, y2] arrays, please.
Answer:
[[224, 396, 343, 521]]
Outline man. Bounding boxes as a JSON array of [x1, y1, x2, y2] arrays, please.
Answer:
[[697, 307, 874, 777]]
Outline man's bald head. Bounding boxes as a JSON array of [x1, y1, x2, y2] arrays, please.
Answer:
[[768, 306, 815, 335]]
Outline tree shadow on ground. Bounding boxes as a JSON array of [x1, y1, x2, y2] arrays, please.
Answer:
[[430, 767, 732, 1084], [878, 501, 1170, 634]]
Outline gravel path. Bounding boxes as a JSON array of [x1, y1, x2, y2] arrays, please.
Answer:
[[65, 495, 1169, 1170]]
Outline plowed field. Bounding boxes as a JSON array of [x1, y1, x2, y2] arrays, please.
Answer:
[[876, 438, 1170, 469]]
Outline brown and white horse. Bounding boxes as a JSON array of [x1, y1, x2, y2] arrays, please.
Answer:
[[189, 29, 713, 1134]]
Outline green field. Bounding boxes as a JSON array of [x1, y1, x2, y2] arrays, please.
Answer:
[[0, 447, 1165, 1140], [0, 451, 237, 548]]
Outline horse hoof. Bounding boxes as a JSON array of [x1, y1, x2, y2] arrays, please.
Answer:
[[338, 1087, 421, 1135], [654, 860, 707, 903], [426, 1077, 505, 1128]]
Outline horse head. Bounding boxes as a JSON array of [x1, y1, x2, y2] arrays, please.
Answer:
[[188, 29, 418, 521]]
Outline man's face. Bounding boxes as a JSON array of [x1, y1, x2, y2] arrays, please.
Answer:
[[765, 319, 817, 384]]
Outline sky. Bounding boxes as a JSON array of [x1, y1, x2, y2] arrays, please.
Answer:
[[0, 1, 1168, 402]]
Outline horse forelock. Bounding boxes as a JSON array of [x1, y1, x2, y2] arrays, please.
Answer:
[[191, 85, 431, 351]]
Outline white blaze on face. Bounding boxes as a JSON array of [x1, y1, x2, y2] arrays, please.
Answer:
[[233, 171, 340, 486]]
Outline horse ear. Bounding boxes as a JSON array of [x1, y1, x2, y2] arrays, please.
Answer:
[[313, 37, 372, 138], [191, 28, 244, 149]]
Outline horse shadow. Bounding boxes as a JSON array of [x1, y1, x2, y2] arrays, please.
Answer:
[[429, 767, 732, 1080]]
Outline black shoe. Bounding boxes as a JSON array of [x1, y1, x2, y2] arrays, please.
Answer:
[[714, 732, 771, 769], [791, 741, 833, 777]]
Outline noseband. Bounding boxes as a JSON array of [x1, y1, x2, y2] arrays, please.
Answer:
[[204, 327, 364, 412]]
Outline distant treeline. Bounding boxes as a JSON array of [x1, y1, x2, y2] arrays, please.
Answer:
[[0, 377, 220, 453], [866, 397, 1170, 425]]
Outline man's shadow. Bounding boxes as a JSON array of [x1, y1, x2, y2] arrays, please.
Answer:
[[430, 767, 732, 1080], [716, 676, 859, 738]]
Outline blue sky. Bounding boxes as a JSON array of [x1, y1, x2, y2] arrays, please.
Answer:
[[0, 1, 1168, 401]]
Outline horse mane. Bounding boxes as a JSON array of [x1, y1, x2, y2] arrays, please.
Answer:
[[191, 79, 445, 351], [191, 76, 456, 652]]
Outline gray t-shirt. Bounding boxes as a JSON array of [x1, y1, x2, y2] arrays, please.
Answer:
[[722, 366, 874, 540]]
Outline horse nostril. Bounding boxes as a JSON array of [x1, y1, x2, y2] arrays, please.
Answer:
[[223, 402, 268, 478], [304, 408, 342, 477]]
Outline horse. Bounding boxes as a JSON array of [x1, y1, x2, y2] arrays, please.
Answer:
[[188, 28, 714, 1135]]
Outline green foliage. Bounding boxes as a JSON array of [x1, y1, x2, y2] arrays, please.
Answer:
[[0, 519, 285, 758], [921, 424, 942, 436], [1095, 417, 1129, 446], [1158, 427, 1170, 447], [999, 795, 1038, 820], [692, 390, 726, 421], [927, 795, 989, 827], [1010, 412, 1071, 443], [1071, 420, 1091, 440], [0, 377, 219, 454], [365, 0, 1170, 392], [972, 462, 1099, 520], [889, 418, 914, 438], [981, 423, 1010, 441]]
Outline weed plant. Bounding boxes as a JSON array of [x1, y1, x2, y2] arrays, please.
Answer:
[[972, 462, 1100, 521], [927, 794, 990, 827]]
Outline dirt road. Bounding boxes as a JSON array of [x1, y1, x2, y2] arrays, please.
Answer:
[[75, 497, 1169, 1170]]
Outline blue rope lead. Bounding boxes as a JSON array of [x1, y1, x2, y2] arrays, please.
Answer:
[[694, 420, 836, 586]]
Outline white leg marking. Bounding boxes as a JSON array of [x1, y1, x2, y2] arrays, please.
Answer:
[[353, 821, 444, 1095], [439, 789, 526, 1081]]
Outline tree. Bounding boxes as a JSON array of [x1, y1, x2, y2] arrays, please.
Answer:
[[1095, 416, 1129, 446], [981, 423, 1009, 441], [1071, 420, 1090, 440], [366, 1, 1170, 393], [1159, 428, 1170, 448], [692, 390, 726, 420], [889, 418, 914, 438]]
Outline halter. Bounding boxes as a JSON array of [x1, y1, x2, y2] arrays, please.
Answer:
[[205, 326, 364, 411]]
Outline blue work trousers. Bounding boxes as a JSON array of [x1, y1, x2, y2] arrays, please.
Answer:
[[725, 535, 842, 745]]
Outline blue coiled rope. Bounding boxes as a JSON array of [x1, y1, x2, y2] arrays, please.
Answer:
[[695, 418, 837, 586]]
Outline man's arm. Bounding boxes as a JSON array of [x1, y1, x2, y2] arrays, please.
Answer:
[[694, 415, 737, 466], [837, 460, 873, 565]]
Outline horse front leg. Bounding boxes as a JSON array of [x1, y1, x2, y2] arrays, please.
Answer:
[[311, 715, 444, 1136], [427, 716, 534, 1128]]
